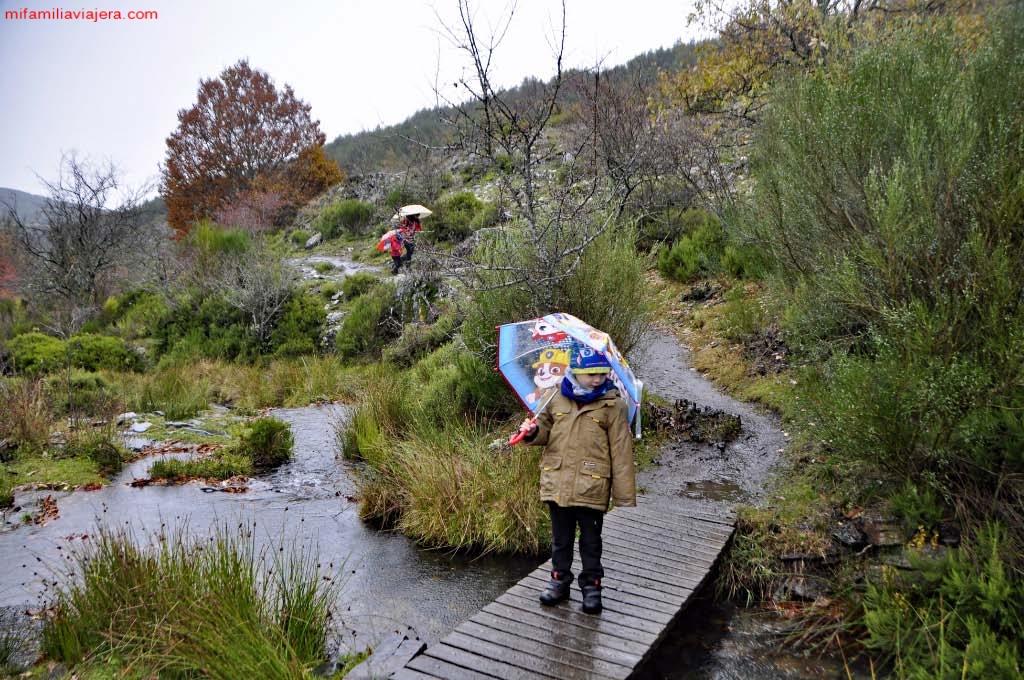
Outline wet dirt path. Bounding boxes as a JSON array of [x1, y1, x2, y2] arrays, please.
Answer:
[[631, 329, 785, 512]]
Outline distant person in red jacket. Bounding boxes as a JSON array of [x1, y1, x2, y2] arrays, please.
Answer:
[[399, 214, 423, 270], [388, 229, 405, 275]]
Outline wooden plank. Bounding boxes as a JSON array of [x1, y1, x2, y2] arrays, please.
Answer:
[[634, 496, 737, 525], [445, 629, 624, 680], [597, 556, 700, 594], [605, 517, 731, 554], [602, 525, 724, 561], [607, 516, 733, 549], [423, 642, 552, 680], [522, 573, 677, 622], [459, 617, 640, 674], [521, 571, 681, 617], [391, 667, 440, 680], [504, 585, 664, 636], [482, 602, 652, 657], [600, 542, 711, 585], [493, 593, 660, 646], [406, 652, 500, 679], [613, 511, 735, 542], [614, 506, 735, 535]]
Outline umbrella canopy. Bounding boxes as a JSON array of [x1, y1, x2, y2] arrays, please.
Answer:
[[376, 228, 401, 251], [497, 312, 643, 438], [398, 204, 433, 218]]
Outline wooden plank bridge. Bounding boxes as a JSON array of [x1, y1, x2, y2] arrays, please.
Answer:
[[390, 497, 735, 680]]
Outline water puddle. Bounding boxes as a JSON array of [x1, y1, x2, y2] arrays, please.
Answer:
[[0, 404, 537, 654]]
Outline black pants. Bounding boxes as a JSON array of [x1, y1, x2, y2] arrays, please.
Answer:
[[402, 241, 415, 266], [548, 502, 604, 586], [391, 255, 403, 274]]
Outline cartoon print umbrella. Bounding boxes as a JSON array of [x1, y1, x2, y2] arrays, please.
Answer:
[[497, 312, 643, 444]]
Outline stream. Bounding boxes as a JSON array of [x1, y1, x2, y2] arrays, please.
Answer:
[[0, 313, 858, 677]]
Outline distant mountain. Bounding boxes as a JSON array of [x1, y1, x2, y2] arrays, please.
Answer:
[[323, 41, 701, 174], [0, 187, 48, 223]]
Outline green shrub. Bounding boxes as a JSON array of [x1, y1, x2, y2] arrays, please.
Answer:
[[6, 331, 66, 375], [432, 192, 484, 242], [110, 291, 168, 340], [862, 524, 1023, 678], [340, 272, 378, 300], [385, 186, 417, 209], [656, 211, 725, 282], [68, 333, 141, 372], [45, 370, 117, 416], [153, 293, 258, 365], [270, 292, 325, 358], [63, 429, 125, 475], [334, 282, 398, 359], [746, 13, 1024, 536], [235, 417, 294, 468], [312, 199, 375, 238], [290, 229, 311, 246]]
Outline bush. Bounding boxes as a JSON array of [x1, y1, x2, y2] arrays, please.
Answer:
[[432, 192, 486, 243], [340, 272, 378, 300], [234, 416, 294, 468], [334, 282, 398, 359], [45, 370, 117, 416], [63, 429, 125, 475], [68, 333, 142, 372], [746, 13, 1024, 536], [862, 524, 1023, 678], [270, 292, 325, 357], [312, 199, 375, 238], [6, 331, 66, 375], [656, 211, 725, 282], [153, 293, 258, 365], [290, 229, 311, 246], [0, 378, 52, 455]]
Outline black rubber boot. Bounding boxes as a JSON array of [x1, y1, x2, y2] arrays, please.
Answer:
[[539, 571, 572, 606], [581, 580, 602, 614]]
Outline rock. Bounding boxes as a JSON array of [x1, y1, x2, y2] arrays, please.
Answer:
[[832, 521, 865, 549], [773, 575, 829, 602], [860, 512, 906, 547], [305, 232, 322, 249], [116, 411, 138, 424], [130, 421, 152, 433]]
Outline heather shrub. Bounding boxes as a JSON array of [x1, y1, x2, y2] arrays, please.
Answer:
[[6, 331, 66, 375], [313, 199, 375, 238]]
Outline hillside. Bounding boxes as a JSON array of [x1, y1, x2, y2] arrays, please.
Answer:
[[323, 40, 700, 173], [0, 187, 48, 223]]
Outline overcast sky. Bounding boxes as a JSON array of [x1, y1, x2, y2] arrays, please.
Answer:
[[0, 0, 711, 197]]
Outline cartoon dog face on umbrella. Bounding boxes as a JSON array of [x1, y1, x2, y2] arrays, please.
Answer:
[[526, 347, 569, 405]]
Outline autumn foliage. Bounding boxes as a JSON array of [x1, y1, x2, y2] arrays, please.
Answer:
[[161, 60, 343, 236]]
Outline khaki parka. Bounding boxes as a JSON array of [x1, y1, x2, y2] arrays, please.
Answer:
[[525, 386, 636, 511]]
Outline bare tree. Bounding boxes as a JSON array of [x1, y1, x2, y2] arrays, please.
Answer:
[[1, 153, 156, 332], [211, 244, 296, 351], [432, 0, 614, 312]]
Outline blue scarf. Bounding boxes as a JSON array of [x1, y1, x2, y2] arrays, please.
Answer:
[[561, 374, 614, 404]]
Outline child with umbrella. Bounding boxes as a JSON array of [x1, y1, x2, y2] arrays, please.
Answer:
[[517, 343, 637, 614]]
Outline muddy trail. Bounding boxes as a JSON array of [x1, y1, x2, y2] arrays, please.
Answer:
[[632, 329, 785, 511]]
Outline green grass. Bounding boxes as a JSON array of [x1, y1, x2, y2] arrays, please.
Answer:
[[8, 455, 106, 489], [42, 522, 338, 678]]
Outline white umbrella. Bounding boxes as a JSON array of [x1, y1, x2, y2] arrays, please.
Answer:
[[398, 204, 433, 218]]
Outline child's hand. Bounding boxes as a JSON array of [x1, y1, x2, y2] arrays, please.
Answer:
[[518, 419, 537, 436]]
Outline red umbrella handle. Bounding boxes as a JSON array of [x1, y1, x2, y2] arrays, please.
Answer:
[[508, 416, 537, 446]]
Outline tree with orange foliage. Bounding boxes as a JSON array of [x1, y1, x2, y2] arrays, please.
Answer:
[[161, 60, 342, 236]]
